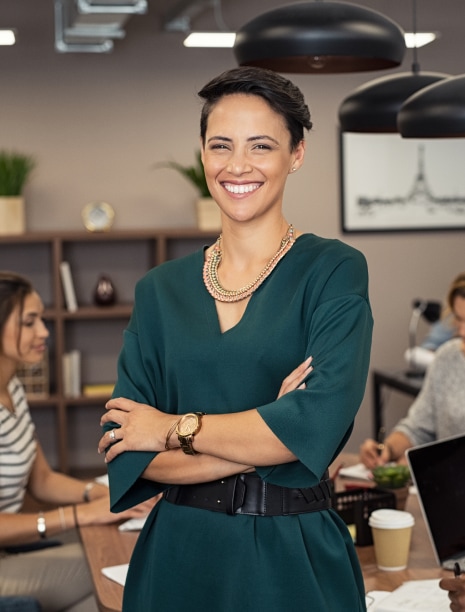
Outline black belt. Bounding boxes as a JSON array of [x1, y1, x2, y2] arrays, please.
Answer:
[[163, 473, 332, 516]]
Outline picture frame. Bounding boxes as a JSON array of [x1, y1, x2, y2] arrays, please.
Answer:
[[339, 131, 465, 233]]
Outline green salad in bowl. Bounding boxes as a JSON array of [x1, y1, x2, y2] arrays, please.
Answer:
[[372, 464, 411, 489]]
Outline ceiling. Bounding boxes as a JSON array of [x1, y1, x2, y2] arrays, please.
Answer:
[[0, 0, 462, 70]]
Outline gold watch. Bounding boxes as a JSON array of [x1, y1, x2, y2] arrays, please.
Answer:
[[176, 412, 205, 455]]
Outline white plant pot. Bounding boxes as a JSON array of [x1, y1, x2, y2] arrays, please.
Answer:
[[0, 196, 25, 235], [196, 197, 222, 231]]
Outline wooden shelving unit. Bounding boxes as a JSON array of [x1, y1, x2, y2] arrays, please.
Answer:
[[0, 229, 217, 473]]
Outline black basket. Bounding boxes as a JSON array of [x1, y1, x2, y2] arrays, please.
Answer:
[[334, 487, 396, 546]]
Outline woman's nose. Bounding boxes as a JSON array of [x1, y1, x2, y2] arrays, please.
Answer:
[[227, 153, 252, 175], [38, 319, 50, 338]]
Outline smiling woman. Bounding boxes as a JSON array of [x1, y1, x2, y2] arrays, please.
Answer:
[[100, 66, 373, 612]]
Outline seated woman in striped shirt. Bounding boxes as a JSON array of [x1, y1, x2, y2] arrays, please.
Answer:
[[0, 271, 156, 612]]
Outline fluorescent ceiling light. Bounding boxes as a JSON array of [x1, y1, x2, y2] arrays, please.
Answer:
[[404, 32, 437, 48], [0, 30, 16, 45], [183, 31, 437, 51], [183, 32, 235, 48]]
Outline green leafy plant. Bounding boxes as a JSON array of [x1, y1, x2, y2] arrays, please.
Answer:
[[372, 465, 411, 489], [159, 150, 210, 198], [0, 151, 36, 196]]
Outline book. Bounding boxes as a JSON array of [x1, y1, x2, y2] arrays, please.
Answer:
[[82, 383, 115, 397], [59, 261, 78, 312], [62, 350, 81, 397]]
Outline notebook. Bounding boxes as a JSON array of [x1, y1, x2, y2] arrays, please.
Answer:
[[406, 432, 465, 571]]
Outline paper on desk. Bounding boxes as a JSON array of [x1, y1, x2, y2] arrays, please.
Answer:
[[102, 563, 129, 587], [339, 463, 373, 481], [118, 516, 147, 531], [366, 591, 391, 609], [371, 579, 450, 611]]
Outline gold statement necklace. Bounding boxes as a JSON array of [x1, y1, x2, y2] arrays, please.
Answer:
[[203, 224, 295, 303]]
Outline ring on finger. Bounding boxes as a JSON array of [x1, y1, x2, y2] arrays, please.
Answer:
[[109, 429, 116, 441]]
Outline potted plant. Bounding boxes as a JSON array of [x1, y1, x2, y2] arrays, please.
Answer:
[[372, 464, 411, 510], [160, 150, 221, 231], [0, 150, 36, 235]]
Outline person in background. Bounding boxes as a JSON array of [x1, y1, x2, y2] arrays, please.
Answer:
[[360, 272, 465, 470], [98, 66, 373, 611], [0, 271, 157, 612]]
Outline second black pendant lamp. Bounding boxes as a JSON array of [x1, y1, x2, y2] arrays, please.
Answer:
[[233, 1, 406, 74], [338, 0, 448, 132], [398, 75, 465, 138]]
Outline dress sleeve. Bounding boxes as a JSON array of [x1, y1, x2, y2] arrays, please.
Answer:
[[104, 305, 168, 512], [256, 248, 373, 486]]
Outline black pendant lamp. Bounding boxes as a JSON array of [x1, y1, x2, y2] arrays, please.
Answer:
[[338, 0, 447, 132], [233, 1, 406, 74], [338, 70, 448, 132], [398, 74, 465, 138]]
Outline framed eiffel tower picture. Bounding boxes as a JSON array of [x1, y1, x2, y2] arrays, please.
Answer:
[[339, 131, 465, 233]]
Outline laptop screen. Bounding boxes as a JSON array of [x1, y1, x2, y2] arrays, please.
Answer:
[[407, 433, 465, 566]]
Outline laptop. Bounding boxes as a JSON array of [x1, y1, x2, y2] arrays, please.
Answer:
[[406, 433, 465, 571]]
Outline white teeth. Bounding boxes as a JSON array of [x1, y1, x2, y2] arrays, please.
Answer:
[[224, 183, 260, 194]]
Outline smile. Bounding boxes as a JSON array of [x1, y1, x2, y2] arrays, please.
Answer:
[[223, 183, 261, 194]]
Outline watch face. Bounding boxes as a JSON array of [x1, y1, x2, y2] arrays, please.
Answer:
[[178, 414, 199, 436], [82, 202, 115, 232]]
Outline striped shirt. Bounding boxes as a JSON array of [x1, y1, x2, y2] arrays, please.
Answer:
[[0, 377, 37, 513]]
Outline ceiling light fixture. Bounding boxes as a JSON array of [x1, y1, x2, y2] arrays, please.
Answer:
[[183, 32, 235, 47], [181, 31, 433, 50], [398, 74, 465, 138], [0, 30, 16, 46], [233, 1, 406, 74], [404, 32, 437, 48], [338, 0, 447, 132]]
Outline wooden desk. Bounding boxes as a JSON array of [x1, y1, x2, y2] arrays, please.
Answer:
[[79, 524, 137, 612], [372, 369, 423, 438], [79, 456, 448, 611]]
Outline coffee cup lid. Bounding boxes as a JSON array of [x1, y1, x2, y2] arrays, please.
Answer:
[[368, 508, 415, 529]]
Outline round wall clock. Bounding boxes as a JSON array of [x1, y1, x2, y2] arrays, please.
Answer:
[[81, 202, 115, 232]]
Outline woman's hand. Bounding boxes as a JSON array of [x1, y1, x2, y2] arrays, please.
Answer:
[[277, 356, 313, 399], [439, 574, 465, 611], [359, 438, 389, 470], [99, 398, 176, 462], [99, 356, 313, 463]]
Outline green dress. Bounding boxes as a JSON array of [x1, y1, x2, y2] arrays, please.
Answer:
[[107, 233, 373, 612]]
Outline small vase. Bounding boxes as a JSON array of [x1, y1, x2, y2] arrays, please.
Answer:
[[93, 275, 116, 306], [195, 197, 222, 231], [0, 196, 25, 235]]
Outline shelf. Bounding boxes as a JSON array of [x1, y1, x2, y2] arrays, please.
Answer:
[[1, 228, 216, 472]]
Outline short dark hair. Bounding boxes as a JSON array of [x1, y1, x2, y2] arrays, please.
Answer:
[[198, 66, 312, 151], [0, 271, 33, 354]]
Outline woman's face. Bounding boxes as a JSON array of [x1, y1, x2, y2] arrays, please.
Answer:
[[452, 295, 465, 347], [1, 291, 49, 366], [201, 93, 305, 224]]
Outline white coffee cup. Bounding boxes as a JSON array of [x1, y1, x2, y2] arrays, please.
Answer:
[[368, 508, 415, 571]]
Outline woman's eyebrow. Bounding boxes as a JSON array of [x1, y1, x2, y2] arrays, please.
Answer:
[[207, 134, 279, 144]]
